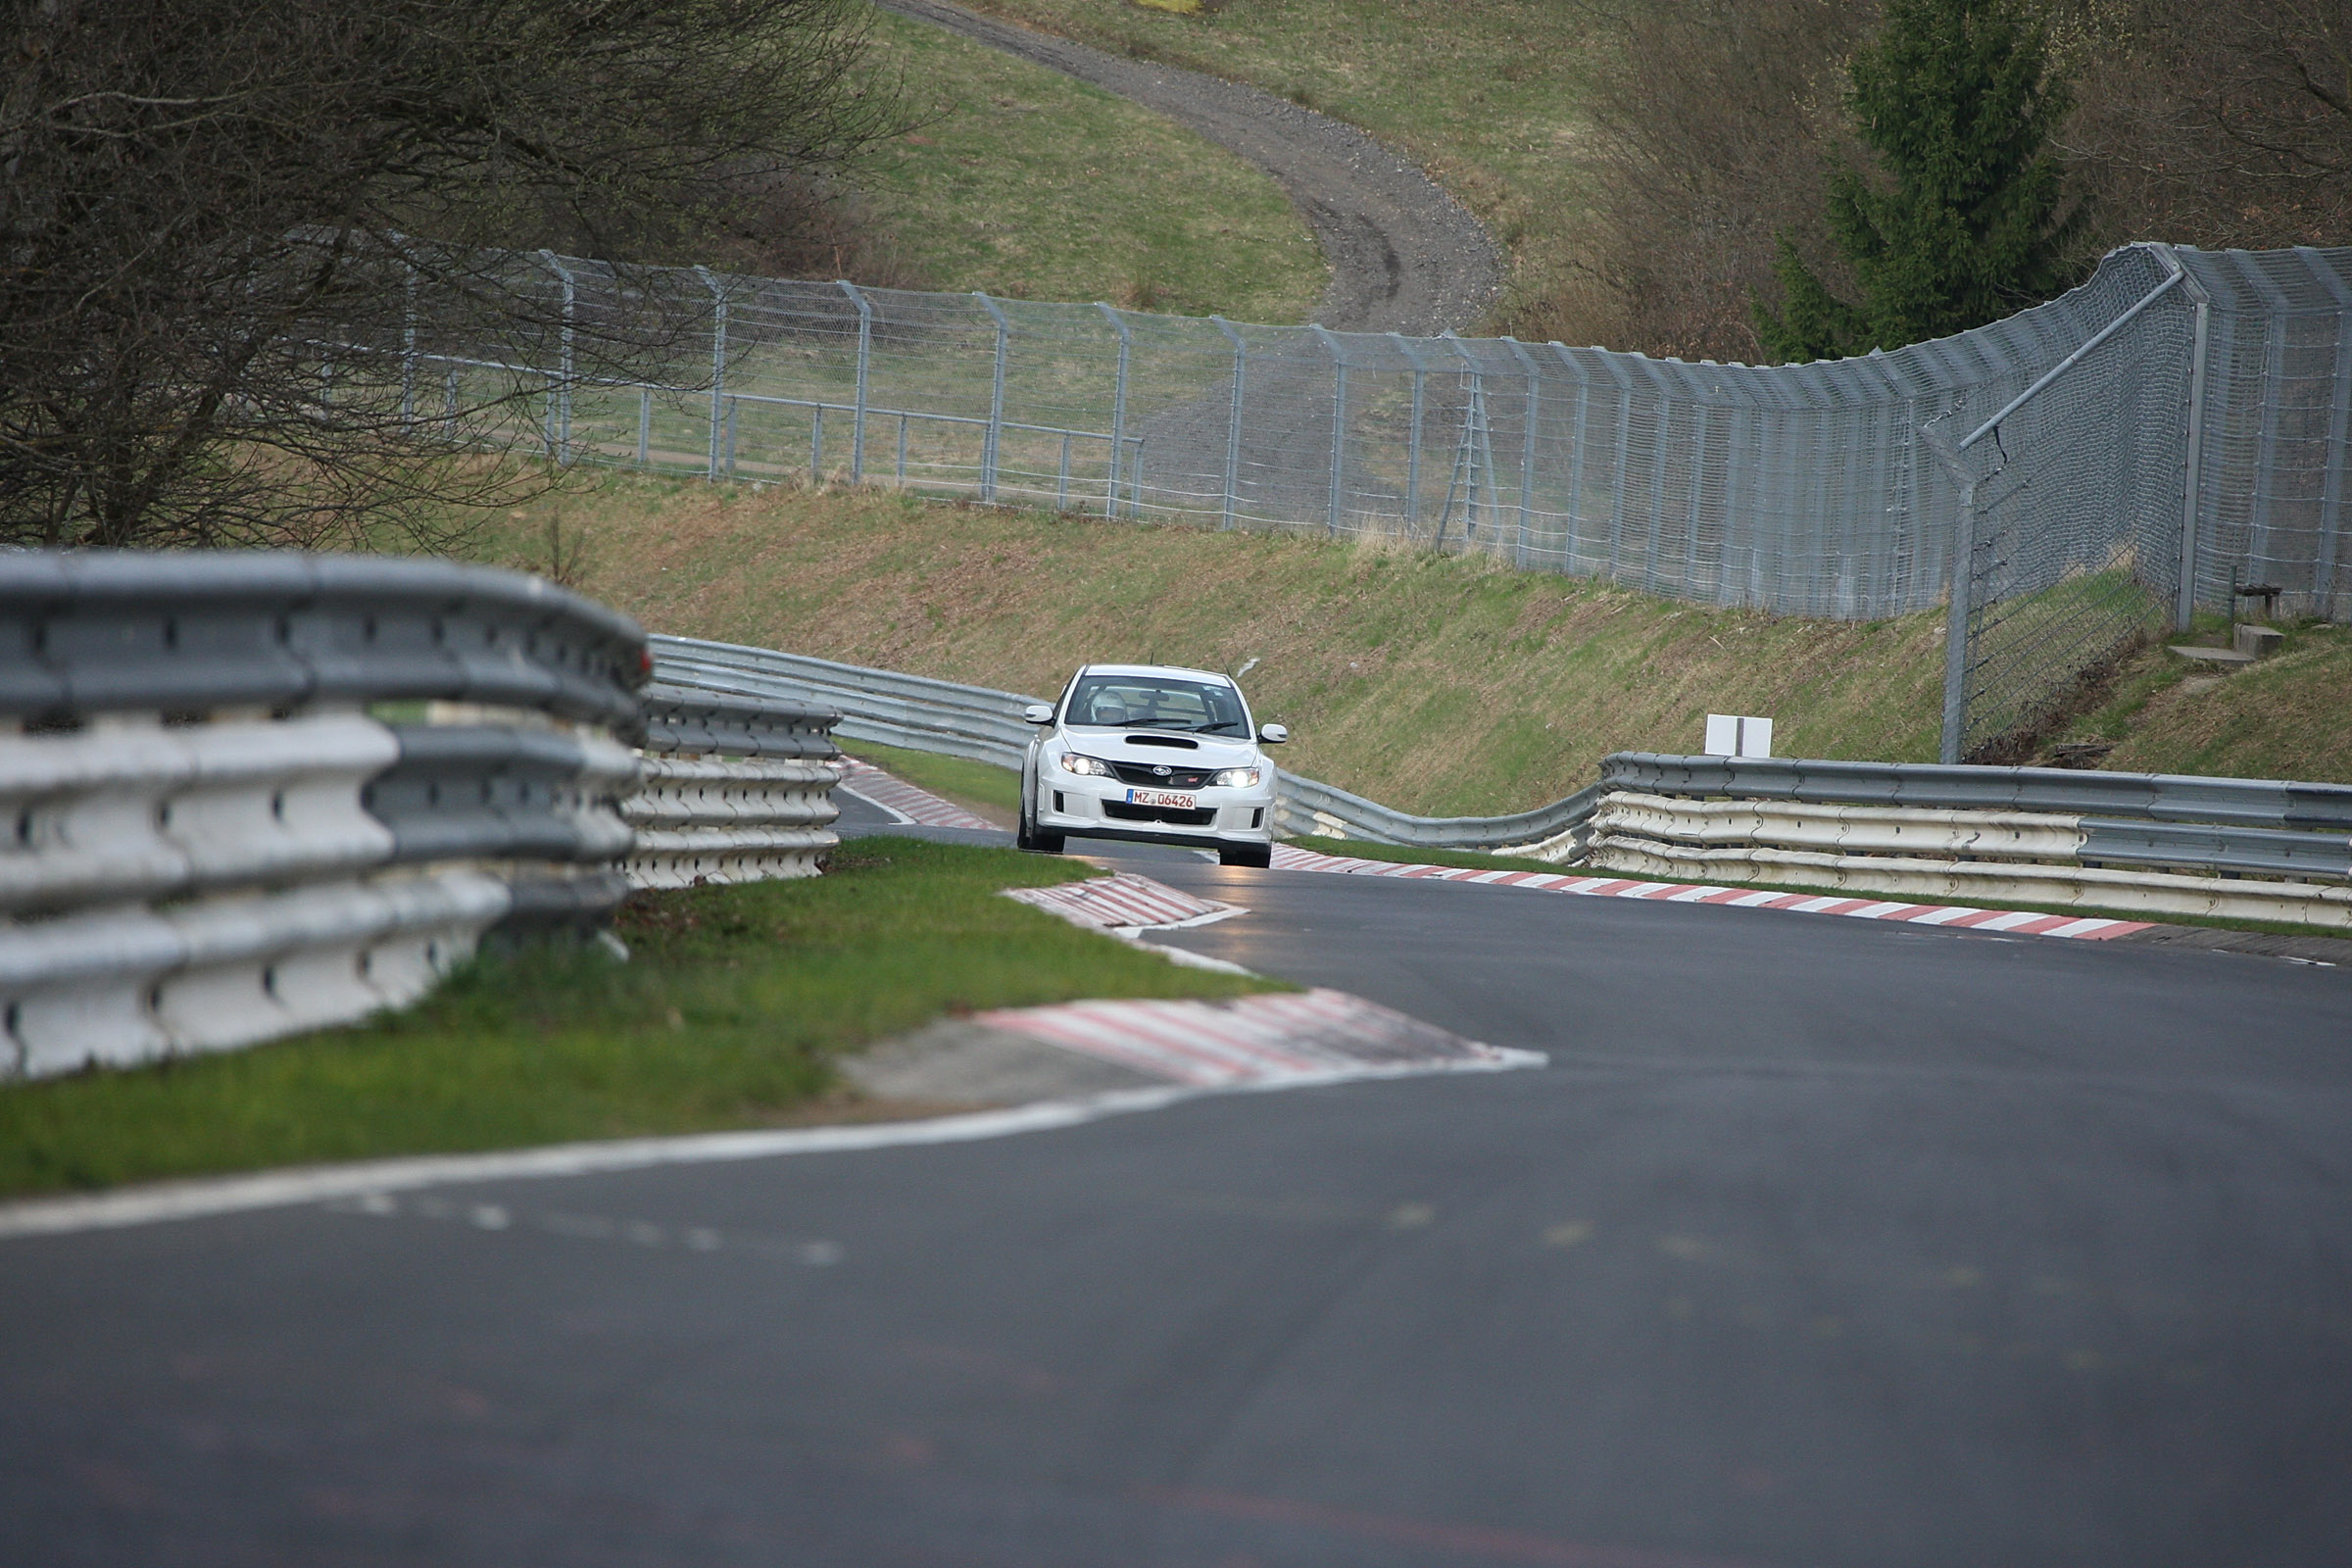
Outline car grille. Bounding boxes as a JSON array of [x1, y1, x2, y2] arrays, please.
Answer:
[[1110, 761, 1214, 788], [1103, 801, 1217, 827]]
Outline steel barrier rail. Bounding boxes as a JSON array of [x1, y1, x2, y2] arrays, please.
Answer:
[[1589, 792, 2352, 888], [1, 551, 652, 1080], [1584, 818, 2352, 929], [649, 635, 1039, 769], [649, 644, 2352, 926], [0, 550, 647, 732], [1600, 754, 2352, 832], [625, 681, 845, 887], [644, 634, 1567, 846]]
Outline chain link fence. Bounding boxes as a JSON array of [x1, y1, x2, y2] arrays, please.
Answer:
[[413, 242, 2352, 761]]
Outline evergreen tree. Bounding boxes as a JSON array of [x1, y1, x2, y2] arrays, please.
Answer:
[[1754, 0, 2084, 364]]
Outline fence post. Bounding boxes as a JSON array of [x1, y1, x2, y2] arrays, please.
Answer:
[[1503, 338, 1544, 568], [2308, 255, 2352, 620], [840, 280, 874, 484], [1551, 344, 1592, 573], [2148, 246, 2215, 631], [977, 293, 1010, 503], [1097, 304, 1131, 517], [1311, 324, 1347, 536], [694, 266, 726, 481], [637, 388, 652, 466], [1213, 317, 1246, 530], [539, 250, 575, 465], [1390, 332, 1428, 533], [1921, 425, 1977, 764]]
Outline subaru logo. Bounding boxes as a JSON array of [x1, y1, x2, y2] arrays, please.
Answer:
[[1152, 764, 1171, 776]]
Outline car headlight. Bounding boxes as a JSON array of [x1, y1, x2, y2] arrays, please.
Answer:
[[1057, 752, 1117, 778], [1210, 766, 1262, 789]]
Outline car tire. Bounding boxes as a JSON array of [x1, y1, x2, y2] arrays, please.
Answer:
[[1218, 842, 1272, 868], [1018, 808, 1064, 854]]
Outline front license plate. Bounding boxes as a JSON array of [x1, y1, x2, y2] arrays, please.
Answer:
[[1126, 788, 1199, 809]]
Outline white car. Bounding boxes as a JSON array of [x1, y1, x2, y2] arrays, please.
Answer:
[[1017, 663, 1288, 867]]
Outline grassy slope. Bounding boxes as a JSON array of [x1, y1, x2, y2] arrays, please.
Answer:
[[944, 0, 1599, 331], [0, 841, 1276, 1199], [859, 4, 1325, 318], [2062, 620, 2352, 784], [489, 473, 1946, 816]]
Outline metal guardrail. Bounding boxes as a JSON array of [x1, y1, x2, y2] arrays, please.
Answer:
[[1, 552, 651, 1079], [650, 636, 1040, 769], [1, 557, 858, 1082], [625, 682, 845, 887], [658, 642, 2352, 929]]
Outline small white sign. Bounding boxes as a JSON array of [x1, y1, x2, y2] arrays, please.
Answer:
[[1704, 713, 1773, 759]]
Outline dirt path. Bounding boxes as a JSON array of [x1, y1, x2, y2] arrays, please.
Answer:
[[874, 0, 1501, 334]]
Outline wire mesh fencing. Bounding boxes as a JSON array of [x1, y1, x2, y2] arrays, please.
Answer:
[[405, 242, 2352, 761]]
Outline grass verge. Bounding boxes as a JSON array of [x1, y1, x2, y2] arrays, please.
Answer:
[[482, 472, 1949, 817], [858, 3, 1325, 318], [2065, 619, 2352, 783], [0, 840, 1281, 1200], [946, 0, 1600, 332]]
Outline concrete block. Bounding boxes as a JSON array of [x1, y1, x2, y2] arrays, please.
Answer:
[[2169, 645, 2255, 667], [2233, 623, 2285, 659]]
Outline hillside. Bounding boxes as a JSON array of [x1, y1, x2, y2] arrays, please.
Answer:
[[857, 5, 1325, 316], [483, 473, 1955, 815]]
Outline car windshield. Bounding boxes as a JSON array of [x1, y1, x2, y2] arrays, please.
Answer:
[[1065, 674, 1249, 735]]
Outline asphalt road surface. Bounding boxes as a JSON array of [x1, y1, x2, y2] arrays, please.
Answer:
[[5, 826, 2350, 1567]]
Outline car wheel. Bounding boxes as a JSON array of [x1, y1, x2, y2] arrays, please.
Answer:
[[1218, 843, 1272, 868]]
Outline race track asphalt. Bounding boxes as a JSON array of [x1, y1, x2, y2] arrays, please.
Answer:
[[4, 822, 2349, 1568]]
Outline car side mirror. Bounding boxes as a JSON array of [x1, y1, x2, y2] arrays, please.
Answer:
[[1257, 723, 1289, 744], [1022, 703, 1055, 725]]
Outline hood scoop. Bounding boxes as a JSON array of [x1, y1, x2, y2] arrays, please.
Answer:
[[1126, 734, 1200, 750]]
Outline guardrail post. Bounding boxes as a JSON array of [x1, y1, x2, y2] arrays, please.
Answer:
[[694, 266, 726, 481], [978, 293, 1011, 503], [841, 280, 874, 485], [539, 250, 576, 466], [1213, 317, 1247, 530], [808, 402, 821, 481], [1097, 303, 1131, 517], [1310, 324, 1347, 536], [1390, 332, 1428, 533], [899, 413, 910, 483]]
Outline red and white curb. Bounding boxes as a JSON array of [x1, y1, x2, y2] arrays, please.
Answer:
[[838, 758, 999, 831], [1269, 845, 2153, 941], [974, 988, 1542, 1089], [1004, 872, 1243, 933]]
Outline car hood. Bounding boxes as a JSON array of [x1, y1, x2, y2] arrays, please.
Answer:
[[1055, 728, 1263, 769]]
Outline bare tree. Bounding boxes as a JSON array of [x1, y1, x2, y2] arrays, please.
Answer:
[[0, 0, 903, 551]]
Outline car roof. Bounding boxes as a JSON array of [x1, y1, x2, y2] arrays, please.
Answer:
[[1073, 663, 1236, 685]]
